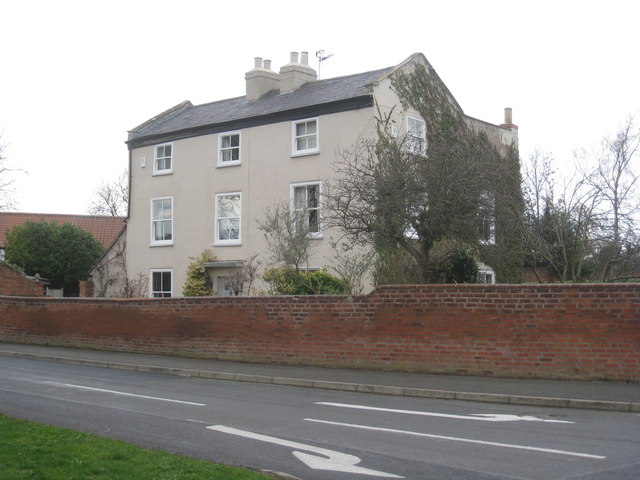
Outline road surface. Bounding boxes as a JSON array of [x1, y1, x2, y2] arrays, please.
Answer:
[[1, 356, 638, 479]]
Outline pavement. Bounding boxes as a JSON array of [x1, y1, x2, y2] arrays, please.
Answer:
[[1, 342, 639, 413]]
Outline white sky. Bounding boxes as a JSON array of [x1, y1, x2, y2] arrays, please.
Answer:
[[1, 0, 638, 214]]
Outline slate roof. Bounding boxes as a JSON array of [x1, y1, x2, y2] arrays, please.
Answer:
[[128, 67, 393, 145], [0, 212, 126, 249]]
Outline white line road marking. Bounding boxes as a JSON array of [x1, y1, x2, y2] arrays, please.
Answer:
[[305, 418, 606, 460], [43, 381, 206, 406], [315, 402, 574, 423], [208, 425, 403, 478]]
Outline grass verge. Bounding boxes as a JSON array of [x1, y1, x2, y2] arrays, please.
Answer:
[[0, 413, 274, 480]]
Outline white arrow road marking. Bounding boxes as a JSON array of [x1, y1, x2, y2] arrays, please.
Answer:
[[42, 381, 206, 406], [316, 402, 574, 423], [305, 419, 606, 460], [207, 425, 403, 478]]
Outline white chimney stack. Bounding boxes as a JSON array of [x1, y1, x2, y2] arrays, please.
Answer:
[[504, 107, 513, 125], [245, 56, 280, 101], [279, 50, 317, 93], [245, 51, 318, 100]]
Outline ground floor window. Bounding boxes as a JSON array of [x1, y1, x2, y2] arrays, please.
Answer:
[[151, 269, 172, 297]]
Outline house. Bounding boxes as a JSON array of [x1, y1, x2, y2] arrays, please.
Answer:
[[0, 212, 126, 260], [113, 52, 518, 297]]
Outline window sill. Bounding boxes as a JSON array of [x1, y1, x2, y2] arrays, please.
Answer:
[[150, 241, 174, 247], [152, 170, 173, 176], [213, 241, 242, 247], [216, 161, 241, 168], [291, 150, 320, 158]]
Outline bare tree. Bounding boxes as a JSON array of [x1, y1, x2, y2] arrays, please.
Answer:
[[88, 169, 129, 216], [581, 116, 640, 280], [521, 149, 557, 281], [544, 178, 603, 282], [522, 117, 640, 283], [522, 149, 556, 222], [257, 201, 315, 272], [119, 271, 149, 298], [0, 133, 19, 210], [91, 236, 149, 298], [226, 253, 262, 295], [521, 150, 606, 282], [328, 247, 373, 294]]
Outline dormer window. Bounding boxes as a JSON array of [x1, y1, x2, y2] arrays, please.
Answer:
[[154, 143, 173, 175], [292, 118, 319, 156]]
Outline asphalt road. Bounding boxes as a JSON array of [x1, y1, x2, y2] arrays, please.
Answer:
[[1, 356, 638, 480]]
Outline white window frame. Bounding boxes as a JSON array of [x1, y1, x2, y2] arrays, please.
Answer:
[[150, 269, 173, 297], [292, 117, 319, 156], [218, 131, 241, 167], [407, 116, 427, 156], [150, 196, 173, 246], [214, 192, 242, 245], [153, 142, 173, 175], [291, 181, 322, 238]]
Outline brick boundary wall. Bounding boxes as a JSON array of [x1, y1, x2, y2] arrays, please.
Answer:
[[0, 263, 46, 297], [1, 284, 638, 381]]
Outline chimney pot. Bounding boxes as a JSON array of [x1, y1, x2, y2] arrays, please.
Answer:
[[264, 59, 271, 70], [254, 57, 263, 69], [290, 51, 299, 63], [504, 107, 513, 125], [301, 51, 309, 65]]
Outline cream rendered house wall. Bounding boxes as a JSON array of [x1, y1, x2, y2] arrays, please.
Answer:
[[126, 107, 377, 296], [124, 53, 516, 297]]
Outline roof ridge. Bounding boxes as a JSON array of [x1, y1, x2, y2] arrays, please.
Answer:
[[188, 67, 394, 109], [0, 212, 125, 220]]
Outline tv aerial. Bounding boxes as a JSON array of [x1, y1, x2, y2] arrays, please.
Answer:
[[316, 50, 334, 79]]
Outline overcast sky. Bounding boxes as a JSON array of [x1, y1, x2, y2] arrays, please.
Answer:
[[1, 0, 638, 215]]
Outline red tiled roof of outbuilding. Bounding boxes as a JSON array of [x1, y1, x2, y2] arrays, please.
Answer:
[[0, 212, 125, 249]]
